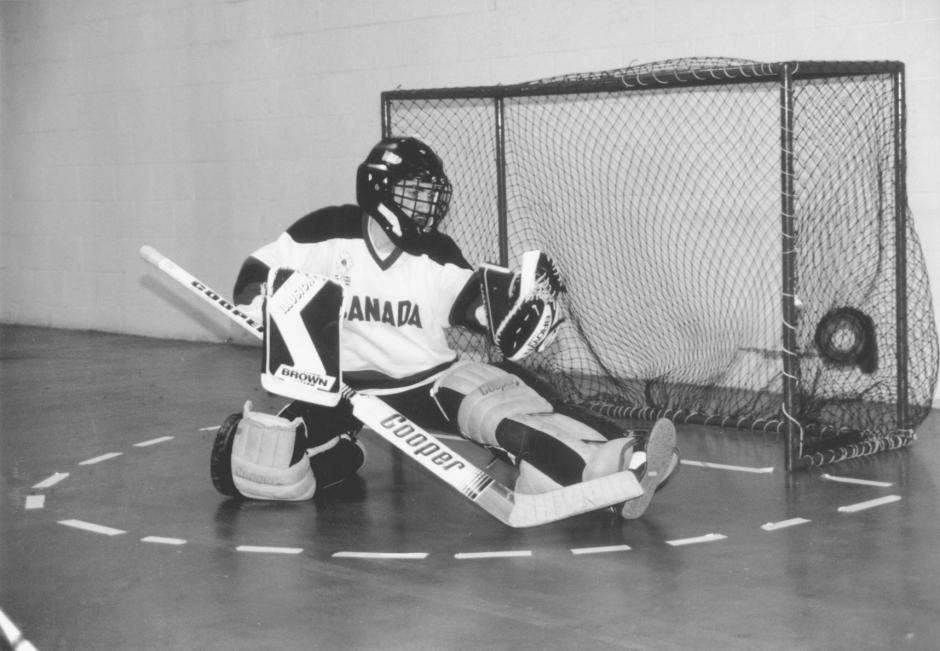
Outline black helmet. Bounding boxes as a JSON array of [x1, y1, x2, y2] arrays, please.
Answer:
[[356, 137, 453, 246]]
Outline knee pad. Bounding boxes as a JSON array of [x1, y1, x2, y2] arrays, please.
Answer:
[[433, 362, 605, 448], [212, 401, 317, 501], [432, 363, 611, 487], [432, 362, 553, 446]]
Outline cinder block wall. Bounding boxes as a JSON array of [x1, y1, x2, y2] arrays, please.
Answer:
[[1, 0, 938, 399]]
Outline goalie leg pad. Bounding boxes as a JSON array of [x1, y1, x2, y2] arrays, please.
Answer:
[[433, 363, 623, 489], [229, 401, 317, 501], [433, 362, 553, 444]]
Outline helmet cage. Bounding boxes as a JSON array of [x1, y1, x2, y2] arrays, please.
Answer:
[[390, 174, 452, 234], [357, 137, 453, 246]]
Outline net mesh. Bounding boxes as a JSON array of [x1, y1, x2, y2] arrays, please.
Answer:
[[385, 58, 938, 468]]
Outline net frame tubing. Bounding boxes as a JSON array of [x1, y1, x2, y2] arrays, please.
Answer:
[[494, 96, 509, 266], [892, 68, 910, 432], [779, 63, 802, 471], [380, 61, 904, 103]]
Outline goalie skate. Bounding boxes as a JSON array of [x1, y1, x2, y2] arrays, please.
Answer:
[[620, 419, 676, 519]]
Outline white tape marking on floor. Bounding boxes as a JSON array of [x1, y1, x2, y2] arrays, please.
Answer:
[[571, 544, 631, 555], [666, 533, 727, 547], [682, 460, 774, 474], [78, 452, 123, 465], [24, 495, 45, 510], [0, 606, 21, 645], [454, 550, 532, 560], [821, 473, 893, 488], [236, 545, 304, 555], [333, 551, 429, 560], [141, 536, 187, 546], [58, 519, 126, 536], [761, 517, 811, 531], [838, 495, 902, 513], [133, 436, 175, 448], [33, 472, 69, 489], [0, 606, 36, 651], [198, 426, 218, 431]]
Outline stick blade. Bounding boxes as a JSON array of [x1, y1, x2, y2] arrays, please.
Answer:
[[505, 469, 643, 528]]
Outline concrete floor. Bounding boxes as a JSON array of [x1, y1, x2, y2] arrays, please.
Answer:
[[2, 325, 939, 650]]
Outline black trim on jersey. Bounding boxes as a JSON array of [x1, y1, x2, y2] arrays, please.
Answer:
[[362, 213, 404, 270], [286, 204, 364, 244], [449, 268, 486, 332], [361, 209, 473, 273], [234, 206, 363, 304], [344, 359, 458, 392], [233, 256, 269, 305], [402, 229, 473, 270], [281, 202, 473, 274]]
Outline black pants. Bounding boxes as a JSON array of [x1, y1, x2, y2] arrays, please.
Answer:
[[276, 383, 454, 489]]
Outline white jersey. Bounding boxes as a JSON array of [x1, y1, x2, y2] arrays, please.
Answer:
[[235, 205, 475, 393]]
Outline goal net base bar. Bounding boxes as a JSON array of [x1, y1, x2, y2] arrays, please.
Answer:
[[587, 400, 916, 471]]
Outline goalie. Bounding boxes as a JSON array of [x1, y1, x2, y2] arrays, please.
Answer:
[[212, 136, 679, 520]]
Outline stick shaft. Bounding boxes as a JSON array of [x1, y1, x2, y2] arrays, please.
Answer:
[[139, 245, 264, 338]]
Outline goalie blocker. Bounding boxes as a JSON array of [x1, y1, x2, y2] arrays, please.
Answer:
[[261, 267, 343, 406]]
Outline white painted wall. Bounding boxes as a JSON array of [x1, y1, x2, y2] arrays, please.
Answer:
[[1, 0, 938, 402]]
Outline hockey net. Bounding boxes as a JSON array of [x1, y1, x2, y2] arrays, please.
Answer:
[[382, 58, 938, 470]]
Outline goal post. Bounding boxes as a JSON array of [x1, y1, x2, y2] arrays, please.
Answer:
[[381, 58, 939, 471]]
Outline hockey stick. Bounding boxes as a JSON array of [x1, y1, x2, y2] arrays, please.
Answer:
[[139, 245, 644, 527]]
